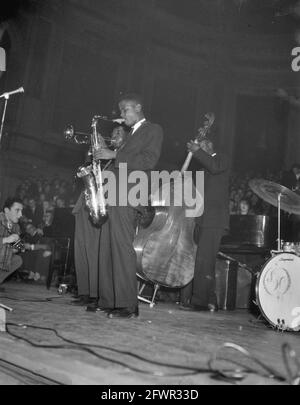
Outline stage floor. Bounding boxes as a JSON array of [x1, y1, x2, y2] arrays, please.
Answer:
[[0, 281, 299, 385]]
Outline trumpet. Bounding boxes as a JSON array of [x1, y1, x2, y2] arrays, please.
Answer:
[[64, 118, 125, 146], [64, 125, 113, 145], [64, 125, 90, 144]]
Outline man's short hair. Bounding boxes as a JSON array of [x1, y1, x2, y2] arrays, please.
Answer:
[[118, 92, 143, 107], [3, 196, 23, 210], [291, 163, 300, 170], [112, 122, 129, 132], [240, 199, 250, 206]]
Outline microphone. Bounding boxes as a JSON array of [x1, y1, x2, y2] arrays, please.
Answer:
[[112, 118, 125, 124], [0, 87, 24, 99]]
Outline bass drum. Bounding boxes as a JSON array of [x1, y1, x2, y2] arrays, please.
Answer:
[[256, 253, 300, 331]]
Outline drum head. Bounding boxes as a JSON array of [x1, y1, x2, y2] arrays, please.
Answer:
[[256, 253, 300, 331]]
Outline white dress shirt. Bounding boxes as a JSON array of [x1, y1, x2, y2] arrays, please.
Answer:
[[131, 118, 146, 135]]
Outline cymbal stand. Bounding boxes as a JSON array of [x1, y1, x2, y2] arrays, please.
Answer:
[[0, 302, 13, 311], [0, 302, 13, 332], [277, 193, 282, 251], [218, 251, 254, 274]]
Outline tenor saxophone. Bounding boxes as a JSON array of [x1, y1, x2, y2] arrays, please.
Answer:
[[77, 116, 108, 226]]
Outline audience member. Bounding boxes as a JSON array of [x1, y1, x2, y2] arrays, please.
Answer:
[[23, 198, 43, 227], [20, 223, 53, 282], [238, 199, 253, 215]]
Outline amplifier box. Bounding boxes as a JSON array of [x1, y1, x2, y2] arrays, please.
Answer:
[[215, 258, 253, 310]]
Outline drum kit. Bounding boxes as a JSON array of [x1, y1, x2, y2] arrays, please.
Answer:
[[249, 179, 300, 332]]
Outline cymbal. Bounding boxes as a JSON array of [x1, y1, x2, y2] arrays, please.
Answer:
[[249, 179, 300, 215]]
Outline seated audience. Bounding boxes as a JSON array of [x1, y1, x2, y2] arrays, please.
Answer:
[[23, 198, 43, 227], [38, 211, 55, 237]]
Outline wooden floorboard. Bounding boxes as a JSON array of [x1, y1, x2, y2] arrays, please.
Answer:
[[0, 281, 299, 385]]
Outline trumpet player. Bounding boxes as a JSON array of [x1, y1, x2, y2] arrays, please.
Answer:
[[71, 124, 129, 309], [0, 197, 24, 288]]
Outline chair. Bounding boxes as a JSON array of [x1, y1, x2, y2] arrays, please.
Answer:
[[46, 237, 71, 289], [137, 274, 160, 308]]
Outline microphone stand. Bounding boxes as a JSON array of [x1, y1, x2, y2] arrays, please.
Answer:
[[0, 92, 9, 148], [0, 89, 23, 318], [0, 87, 24, 148], [277, 193, 282, 251]]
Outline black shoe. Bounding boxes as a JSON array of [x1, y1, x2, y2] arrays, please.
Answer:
[[85, 301, 111, 313], [70, 295, 91, 306], [179, 303, 218, 312], [107, 306, 139, 319]]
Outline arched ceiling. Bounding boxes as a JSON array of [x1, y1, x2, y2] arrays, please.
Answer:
[[156, 0, 299, 35], [2, 0, 298, 37]]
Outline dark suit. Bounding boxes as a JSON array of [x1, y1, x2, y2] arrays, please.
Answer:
[[0, 212, 23, 283], [98, 121, 163, 309], [181, 148, 229, 306], [72, 192, 101, 298], [23, 205, 44, 227]]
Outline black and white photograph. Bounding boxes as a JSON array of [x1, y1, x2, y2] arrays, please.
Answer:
[[0, 0, 300, 388]]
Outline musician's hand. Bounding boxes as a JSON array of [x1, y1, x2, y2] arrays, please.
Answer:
[[24, 243, 32, 250], [43, 250, 52, 258], [4, 234, 19, 244], [187, 140, 200, 154], [93, 148, 116, 160], [276, 88, 289, 99]]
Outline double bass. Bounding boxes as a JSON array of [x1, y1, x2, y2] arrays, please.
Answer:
[[134, 113, 215, 288]]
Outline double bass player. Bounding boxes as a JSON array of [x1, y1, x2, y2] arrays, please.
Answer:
[[180, 136, 230, 312]]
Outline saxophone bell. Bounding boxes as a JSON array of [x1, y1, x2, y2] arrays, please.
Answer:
[[76, 116, 109, 227], [74, 115, 128, 227], [77, 162, 108, 227]]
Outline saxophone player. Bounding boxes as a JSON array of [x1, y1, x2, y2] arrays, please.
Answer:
[[71, 124, 128, 308], [92, 93, 163, 318]]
